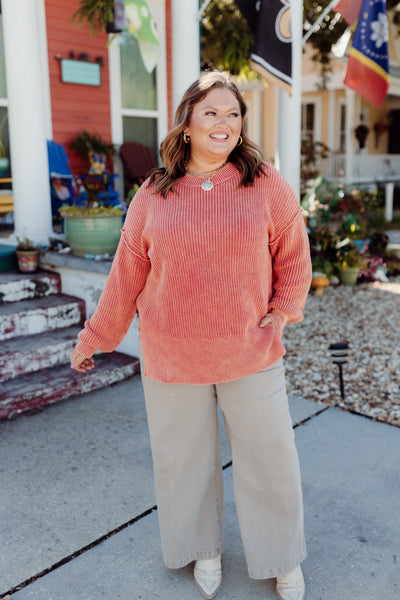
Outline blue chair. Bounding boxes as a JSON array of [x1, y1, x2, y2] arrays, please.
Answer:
[[47, 141, 120, 214], [47, 140, 74, 215]]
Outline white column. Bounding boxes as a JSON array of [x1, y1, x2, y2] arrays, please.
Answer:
[[171, 0, 200, 114], [2, 0, 53, 245], [345, 88, 355, 184], [328, 89, 335, 152], [277, 0, 303, 199], [385, 182, 394, 222]]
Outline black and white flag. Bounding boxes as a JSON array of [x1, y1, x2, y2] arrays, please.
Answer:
[[236, 0, 292, 92]]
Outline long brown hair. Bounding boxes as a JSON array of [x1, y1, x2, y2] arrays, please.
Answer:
[[147, 71, 265, 197]]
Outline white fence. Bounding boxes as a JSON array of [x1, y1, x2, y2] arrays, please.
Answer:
[[303, 153, 400, 184]]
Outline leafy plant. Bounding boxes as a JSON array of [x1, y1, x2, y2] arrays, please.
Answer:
[[69, 130, 114, 161], [16, 237, 40, 251], [201, 0, 258, 80], [72, 0, 115, 34], [335, 238, 367, 269], [59, 204, 123, 217]]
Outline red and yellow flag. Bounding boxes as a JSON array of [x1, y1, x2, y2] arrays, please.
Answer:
[[343, 0, 390, 106]]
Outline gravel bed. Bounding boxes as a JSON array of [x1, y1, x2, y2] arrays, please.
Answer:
[[283, 276, 400, 426]]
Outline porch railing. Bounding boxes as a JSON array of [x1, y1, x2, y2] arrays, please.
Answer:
[[302, 153, 400, 184]]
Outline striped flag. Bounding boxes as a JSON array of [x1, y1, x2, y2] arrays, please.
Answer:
[[344, 0, 390, 106], [333, 0, 364, 25], [236, 0, 292, 92]]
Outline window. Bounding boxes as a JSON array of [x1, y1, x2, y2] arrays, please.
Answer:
[[339, 103, 346, 153], [301, 103, 315, 142], [119, 32, 159, 158]]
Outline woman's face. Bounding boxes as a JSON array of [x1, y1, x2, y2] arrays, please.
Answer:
[[184, 88, 242, 165]]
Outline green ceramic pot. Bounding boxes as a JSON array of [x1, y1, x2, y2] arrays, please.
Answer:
[[0, 157, 9, 176], [65, 214, 122, 257], [338, 266, 360, 287]]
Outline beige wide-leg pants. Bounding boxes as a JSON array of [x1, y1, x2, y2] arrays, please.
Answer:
[[140, 358, 306, 579]]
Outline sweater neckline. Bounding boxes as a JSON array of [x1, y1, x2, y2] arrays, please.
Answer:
[[179, 162, 239, 188]]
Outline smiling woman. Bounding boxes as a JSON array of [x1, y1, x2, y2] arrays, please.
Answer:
[[183, 88, 242, 173], [71, 71, 312, 600]]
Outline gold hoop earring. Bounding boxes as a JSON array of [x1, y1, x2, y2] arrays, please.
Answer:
[[236, 135, 243, 146], [183, 133, 190, 144]]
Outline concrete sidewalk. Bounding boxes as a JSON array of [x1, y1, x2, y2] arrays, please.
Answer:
[[0, 374, 399, 600]]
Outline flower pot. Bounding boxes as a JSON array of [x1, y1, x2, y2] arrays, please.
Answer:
[[16, 250, 40, 273], [338, 266, 360, 287], [64, 214, 122, 257], [0, 157, 9, 176]]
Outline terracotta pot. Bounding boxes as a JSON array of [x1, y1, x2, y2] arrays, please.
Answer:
[[16, 250, 40, 273]]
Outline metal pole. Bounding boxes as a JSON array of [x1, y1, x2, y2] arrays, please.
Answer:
[[277, 0, 303, 198]]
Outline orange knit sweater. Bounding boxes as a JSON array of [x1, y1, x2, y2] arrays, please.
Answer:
[[76, 162, 312, 384]]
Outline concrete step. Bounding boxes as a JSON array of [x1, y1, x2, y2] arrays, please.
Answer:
[[0, 294, 85, 342], [0, 326, 82, 382], [0, 352, 140, 419], [0, 269, 61, 303]]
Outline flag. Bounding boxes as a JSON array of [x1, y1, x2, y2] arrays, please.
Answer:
[[124, 0, 161, 73], [333, 0, 364, 25], [236, 0, 292, 92], [344, 0, 390, 106]]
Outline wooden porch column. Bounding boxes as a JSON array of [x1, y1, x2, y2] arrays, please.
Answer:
[[2, 0, 53, 245], [171, 0, 200, 114], [345, 88, 355, 184]]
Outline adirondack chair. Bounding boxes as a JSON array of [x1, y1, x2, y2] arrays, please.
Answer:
[[119, 141, 157, 192]]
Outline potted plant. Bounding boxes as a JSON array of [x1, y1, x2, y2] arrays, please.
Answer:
[[335, 239, 367, 287], [59, 175, 124, 257], [69, 130, 115, 175], [15, 238, 41, 273], [72, 0, 123, 34]]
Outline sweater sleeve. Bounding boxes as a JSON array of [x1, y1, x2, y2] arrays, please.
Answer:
[[75, 191, 151, 357], [267, 168, 312, 326]]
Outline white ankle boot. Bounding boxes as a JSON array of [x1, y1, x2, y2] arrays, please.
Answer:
[[193, 555, 222, 599], [276, 565, 305, 600]]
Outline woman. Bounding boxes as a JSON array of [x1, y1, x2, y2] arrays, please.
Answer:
[[71, 71, 312, 600]]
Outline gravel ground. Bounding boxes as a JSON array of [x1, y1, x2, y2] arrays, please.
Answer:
[[283, 276, 400, 427]]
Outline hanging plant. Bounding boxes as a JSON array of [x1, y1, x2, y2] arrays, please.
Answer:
[[72, 0, 115, 34], [201, 0, 258, 81]]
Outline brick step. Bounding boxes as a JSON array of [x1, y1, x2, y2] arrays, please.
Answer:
[[0, 352, 140, 420], [0, 294, 85, 342], [0, 270, 61, 303], [0, 326, 82, 382]]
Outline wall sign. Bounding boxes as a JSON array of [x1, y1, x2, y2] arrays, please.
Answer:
[[60, 59, 101, 86]]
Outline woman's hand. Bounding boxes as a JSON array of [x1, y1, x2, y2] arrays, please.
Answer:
[[259, 315, 273, 328], [71, 348, 95, 372], [259, 313, 286, 336]]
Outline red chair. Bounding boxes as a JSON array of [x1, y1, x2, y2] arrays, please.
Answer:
[[119, 141, 157, 190]]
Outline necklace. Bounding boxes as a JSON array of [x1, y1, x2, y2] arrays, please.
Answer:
[[186, 161, 227, 191]]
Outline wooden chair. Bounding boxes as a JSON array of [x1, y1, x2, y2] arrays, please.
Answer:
[[119, 142, 157, 192]]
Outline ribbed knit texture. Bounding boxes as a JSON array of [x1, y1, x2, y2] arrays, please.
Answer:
[[76, 162, 312, 384]]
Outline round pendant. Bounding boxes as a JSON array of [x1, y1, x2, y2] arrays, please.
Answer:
[[201, 180, 213, 191]]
